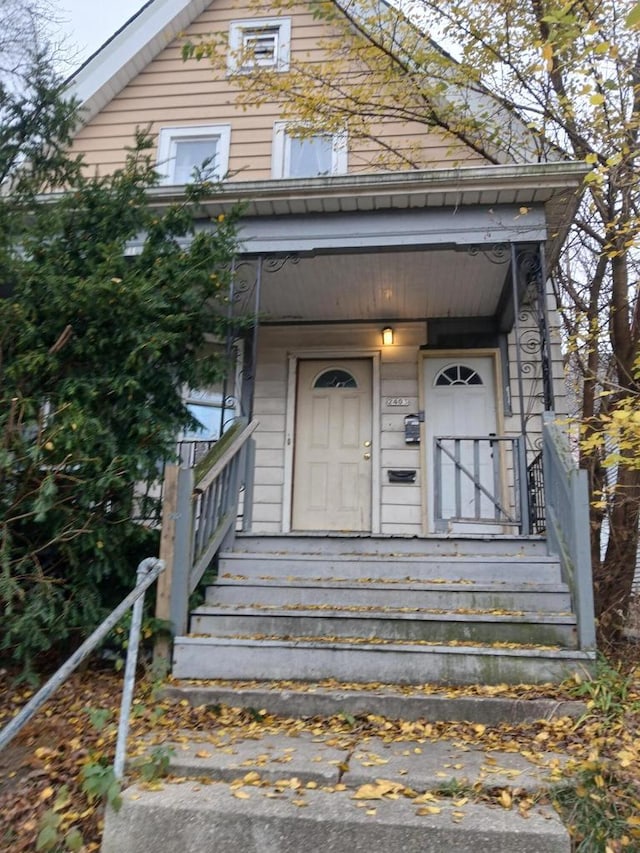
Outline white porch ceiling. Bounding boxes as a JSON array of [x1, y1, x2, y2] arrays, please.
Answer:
[[252, 247, 507, 322]]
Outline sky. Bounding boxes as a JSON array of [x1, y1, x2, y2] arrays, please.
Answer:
[[58, 0, 143, 68]]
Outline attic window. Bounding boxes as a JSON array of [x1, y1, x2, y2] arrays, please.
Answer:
[[229, 18, 291, 72], [157, 125, 231, 185], [272, 123, 347, 178], [243, 28, 279, 65]]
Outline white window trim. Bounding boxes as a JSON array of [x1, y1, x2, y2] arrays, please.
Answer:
[[156, 124, 231, 185], [228, 17, 291, 73], [271, 122, 348, 179]]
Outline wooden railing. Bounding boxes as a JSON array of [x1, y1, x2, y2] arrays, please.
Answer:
[[155, 418, 258, 638], [541, 412, 596, 650]]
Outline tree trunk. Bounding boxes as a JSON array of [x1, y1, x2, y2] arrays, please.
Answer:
[[594, 463, 640, 640]]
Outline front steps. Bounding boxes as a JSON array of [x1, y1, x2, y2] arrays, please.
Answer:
[[102, 727, 572, 853], [172, 535, 594, 685]]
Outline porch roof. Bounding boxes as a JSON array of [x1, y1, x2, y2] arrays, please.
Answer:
[[146, 162, 587, 325], [148, 160, 588, 266]]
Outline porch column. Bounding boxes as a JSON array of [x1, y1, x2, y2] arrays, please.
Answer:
[[511, 243, 555, 413]]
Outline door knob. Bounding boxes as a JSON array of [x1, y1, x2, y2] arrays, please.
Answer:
[[364, 440, 372, 447], [364, 452, 371, 460]]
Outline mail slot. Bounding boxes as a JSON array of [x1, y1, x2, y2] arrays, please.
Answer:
[[388, 469, 417, 484]]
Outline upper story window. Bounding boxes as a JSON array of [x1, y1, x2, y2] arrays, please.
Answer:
[[156, 125, 231, 185], [272, 122, 347, 179], [228, 18, 291, 72]]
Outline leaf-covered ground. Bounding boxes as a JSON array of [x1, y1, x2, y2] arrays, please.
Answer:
[[1, 643, 639, 853]]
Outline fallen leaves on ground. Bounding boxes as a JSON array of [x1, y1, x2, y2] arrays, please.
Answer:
[[0, 646, 639, 851]]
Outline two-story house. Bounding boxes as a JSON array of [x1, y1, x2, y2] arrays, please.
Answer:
[[68, 0, 596, 684]]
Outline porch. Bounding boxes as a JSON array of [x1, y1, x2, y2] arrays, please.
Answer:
[[154, 164, 596, 682], [158, 405, 594, 684]]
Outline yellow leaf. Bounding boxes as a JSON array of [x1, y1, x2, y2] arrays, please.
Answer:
[[498, 790, 512, 809], [417, 805, 442, 815], [233, 790, 251, 800], [40, 787, 55, 801], [353, 784, 386, 800], [35, 747, 55, 759], [243, 771, 260, 783], [195, 750, 212, 759], [352, 779, 404, 800]]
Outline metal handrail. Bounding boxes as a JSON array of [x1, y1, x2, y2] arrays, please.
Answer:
[[0, 558, 164, 780]]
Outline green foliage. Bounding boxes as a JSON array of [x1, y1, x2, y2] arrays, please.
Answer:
[[0, 53, 240, 675], [36, 787, 85, 852], [84, 706, 113, 732], [80, 761, 122, 812], [569, 654, 640, 724], [103, 610, 173, 672], [553, 765, 639, 852], [134, 744, 175, 782], [36, 812, 83, 853]]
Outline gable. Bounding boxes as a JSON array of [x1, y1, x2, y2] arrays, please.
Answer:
[[69, 0, 488, 181]]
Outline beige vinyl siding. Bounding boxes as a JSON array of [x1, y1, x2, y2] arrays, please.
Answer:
[[379, 340, 423, 535], [252, 344, 287, 532], [71, 0, 488, 178]]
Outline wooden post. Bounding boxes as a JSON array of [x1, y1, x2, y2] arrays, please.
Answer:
[[154, 464, 179, 669]]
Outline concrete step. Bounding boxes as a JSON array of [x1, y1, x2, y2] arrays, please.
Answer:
[[191, 606, 578, 647], [103, 781, 570, 853], [103, 728, 572, 852], [209, 578, 572, 611], [163, 682, 586, 724], [173, 635, 593, 684], [142, 730, 569, 795], [232, 533, 549, 557], [218, 553, 563, 584]]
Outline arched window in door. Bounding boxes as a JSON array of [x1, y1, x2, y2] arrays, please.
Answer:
[[434, 364, 483, 387], [313, 368, 358, 388]]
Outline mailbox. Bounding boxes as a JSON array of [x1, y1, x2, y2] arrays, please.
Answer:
[[404, 414, 421, 444]]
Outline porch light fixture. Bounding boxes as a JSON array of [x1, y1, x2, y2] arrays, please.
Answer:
[[382, 326, 394, 346]]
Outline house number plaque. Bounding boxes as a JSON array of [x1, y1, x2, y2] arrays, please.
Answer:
[[386, 398, 410, 407]]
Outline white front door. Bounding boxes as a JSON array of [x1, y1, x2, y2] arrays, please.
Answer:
[[423, 355, 499, 533], [292, 359, 372, 531]]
